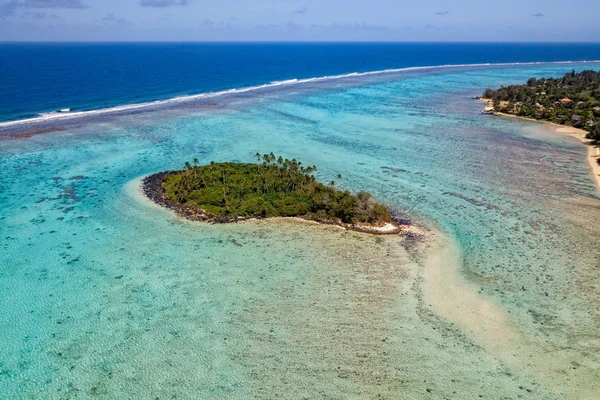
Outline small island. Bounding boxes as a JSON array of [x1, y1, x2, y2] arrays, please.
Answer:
[[480, 69, 600, 150], [143, 153, 403, 234]]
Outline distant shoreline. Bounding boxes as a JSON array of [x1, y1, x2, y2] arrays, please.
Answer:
[[480, 98, 600, 192], [141, 172, 405, 235]]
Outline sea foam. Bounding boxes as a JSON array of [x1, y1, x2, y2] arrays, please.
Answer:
[[1, 60, 599, 129]]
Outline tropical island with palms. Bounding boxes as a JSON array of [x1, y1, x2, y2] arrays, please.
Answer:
[[143, 153, 402, 234]]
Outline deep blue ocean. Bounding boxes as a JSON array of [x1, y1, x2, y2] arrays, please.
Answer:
[[2, 42, 600, 123]]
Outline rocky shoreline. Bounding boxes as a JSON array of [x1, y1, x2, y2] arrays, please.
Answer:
[[142, 172, 405, 235]]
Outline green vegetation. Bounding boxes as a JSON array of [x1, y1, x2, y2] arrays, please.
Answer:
[[162, 153, 391, 225], [483, 70, 600, 148]]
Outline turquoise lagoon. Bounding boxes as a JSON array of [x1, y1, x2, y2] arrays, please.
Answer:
[[1, 64, 599, 399]]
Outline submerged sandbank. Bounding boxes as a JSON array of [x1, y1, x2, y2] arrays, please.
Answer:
[[128, 174, 599, 398], [124, 176, 565, 397], [419, 230, 600, 399]]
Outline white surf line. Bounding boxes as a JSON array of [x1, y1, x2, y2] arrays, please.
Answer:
[[2, 60, 600, 129]]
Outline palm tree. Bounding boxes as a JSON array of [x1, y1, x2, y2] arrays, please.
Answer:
[[329, 180, 335, 187], [199, 170, 207, 188], [254, 176, 261, 193], [222, 186, 230, 214], [181, 174, 191, 191], [193, 158, 199, 179], [210, 161, 216, 182], [337, 174, 342, 180]]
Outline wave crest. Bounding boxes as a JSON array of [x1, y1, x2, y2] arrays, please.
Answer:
[[1, 60, 599, 128]]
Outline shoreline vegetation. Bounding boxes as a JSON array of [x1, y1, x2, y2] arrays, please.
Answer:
[[143, 154, 404, 235], [477, 69, 600, 190]]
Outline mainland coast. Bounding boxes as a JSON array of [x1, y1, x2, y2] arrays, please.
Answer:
[[481, 98, 600, 191], [478, 70, 600, 191]]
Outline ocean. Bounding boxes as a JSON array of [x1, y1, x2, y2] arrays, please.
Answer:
[[1, 44, 600, 398], [2, 42, 600, 123]]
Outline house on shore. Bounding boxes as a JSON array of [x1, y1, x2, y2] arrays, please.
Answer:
[[482, 106, 494, 115]]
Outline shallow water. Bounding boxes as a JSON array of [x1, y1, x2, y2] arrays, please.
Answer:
[[1, 63, 599, 398]]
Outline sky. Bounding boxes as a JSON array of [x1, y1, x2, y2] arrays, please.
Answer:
[[0, 0, 599, 42]]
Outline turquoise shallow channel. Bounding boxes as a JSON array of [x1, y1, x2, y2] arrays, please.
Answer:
[[1, 63, 600, 399]]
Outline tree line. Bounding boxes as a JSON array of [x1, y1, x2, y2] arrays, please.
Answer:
[[162, 153, 391, 225], [483, 70, 600, 148]]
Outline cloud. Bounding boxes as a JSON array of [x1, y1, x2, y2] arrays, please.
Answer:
[[532, 12, 545, 17], [201, 18, 214, 27], [0, 1, 18, 17], [20, 9, 62, 26], [435, 11, 450, 16], [139, 0, 188, 7], [1, 0, 86, 18], [17, 0, 86, 8], [198, 18, 234, 29], [292, 6, 308, 15], [24, 11, 48, 18], [266, 22, 392, 33], [101, 12, 129, 26]]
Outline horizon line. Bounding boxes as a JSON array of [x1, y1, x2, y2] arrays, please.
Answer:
[[1, 40, 600, 45]]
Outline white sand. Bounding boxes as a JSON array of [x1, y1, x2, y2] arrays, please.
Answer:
[[556, 126, 600, 192], [479, 100, 600, 192]]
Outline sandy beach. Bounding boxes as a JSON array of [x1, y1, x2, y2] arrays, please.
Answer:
[[480, 99, 600, 192], [556, 126, 600, 191]]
